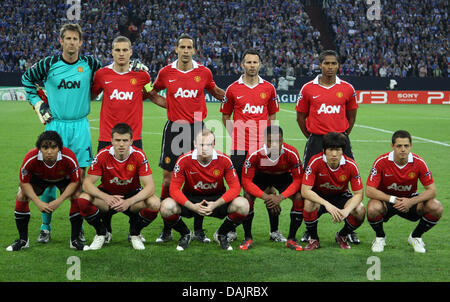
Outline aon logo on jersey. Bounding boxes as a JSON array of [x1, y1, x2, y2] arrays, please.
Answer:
[[110, 89, 134, 100], [194, 181, 218, 190], [317, 104, 341, 114], [174, 88, 198, 98], [110, 177, 133, 186], [319, 182, 344, 190], [243, 103, 264, 114], [387, 183, 412, 192]]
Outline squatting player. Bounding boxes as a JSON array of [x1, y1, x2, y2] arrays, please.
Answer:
[[220, 48, 280, 243], [146, 33, 226, 243], [295, 49, 360, 244], [22, 23, 101, 244], [159, 128, 249, 251], [241, 125, 304, 251], [301, 132, 365, 250], [6, 131, 88, 251], [78, 123, 160, 250], [366, 130, 443, 253]]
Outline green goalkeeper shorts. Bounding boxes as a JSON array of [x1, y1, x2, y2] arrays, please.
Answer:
[[45, 117, 93, 168]]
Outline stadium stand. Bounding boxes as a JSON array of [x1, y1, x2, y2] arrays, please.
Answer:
[[0, 0, 447, 78]]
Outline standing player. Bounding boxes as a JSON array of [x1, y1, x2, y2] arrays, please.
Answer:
[[220, 48, 280, 243], [366, 130, 443, 253], [295, 50, 360, 244], [146, 33, 226, 243], [301, 132, 365, 250], [6, 131, 88, 251], [159, 128, 249, 251], [22, 23, 101, 245], [91, 35, 166, 152], [241, 125, 304, 251], [77, 123, 160, 250]]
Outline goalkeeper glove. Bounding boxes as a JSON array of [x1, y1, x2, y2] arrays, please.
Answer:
[[131, 59, 149, 72], [34, 100, 53, 124]]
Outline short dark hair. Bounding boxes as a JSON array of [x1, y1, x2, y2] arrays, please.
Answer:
[[322, 132, 346, 152], [392, 130, 412, 144], [36, 131, 63, 150], [265, 125, 283, 138], [241, 48, 261, 62], [112, 123, 133, 139], [176, 33, 196, 49], [319, 50, 339, 64]]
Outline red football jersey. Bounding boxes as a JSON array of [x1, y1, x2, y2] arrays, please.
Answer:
[[88, 146, 152, 195], [242, 143, 303, 198], [153, 60, 216, 123], [20, 147, 80, 183], [303, 152, 363, 196], [170, 149, 241, 205], [221, 75, 279, 152], [91, 64, 151, 141], [366, 151, 434, 197], [295, 75, 358, 135]]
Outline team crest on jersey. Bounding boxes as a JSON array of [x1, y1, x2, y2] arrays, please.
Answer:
[[336, 91, 343, 98], [127, 164, 135, 172], [130, 78, 137, 85], [339, 175, 347, 182], [260, 92, 267, 99], [58, 170, 66, 176], [408, 172, 416, 179], [77, 66, 84, 73], [194, 76, 201, 82], [165, 157, 171, 164], [213, 169, 221, 176]]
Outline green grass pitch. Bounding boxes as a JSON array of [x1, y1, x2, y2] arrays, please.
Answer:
[[0, 101, 448, 282]]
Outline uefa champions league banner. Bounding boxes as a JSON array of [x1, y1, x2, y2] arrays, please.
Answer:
[[1, 87, 448, 104]]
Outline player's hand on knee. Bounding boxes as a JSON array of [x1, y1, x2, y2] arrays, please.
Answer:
[[37, 201, 53, 213], [393, 198, 410, 213]]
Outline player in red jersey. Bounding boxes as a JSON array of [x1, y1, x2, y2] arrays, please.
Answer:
[[220, 48, 280, 243], [7, 131, 88, 251], [366, 130, 443, 253], [159, 128, 249, 251], [77, 123, 160, 250], [146, 33, 226, 243], [295, 50, 360, 244], [301, 132, 365, 251], [241, 125, 304, 251], [91, 35, 166, 152]]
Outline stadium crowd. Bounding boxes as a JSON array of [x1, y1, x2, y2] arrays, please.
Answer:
[[0, 0, 448, 78]]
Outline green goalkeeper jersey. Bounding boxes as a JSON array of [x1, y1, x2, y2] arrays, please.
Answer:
[[22, 55, 101, 120]]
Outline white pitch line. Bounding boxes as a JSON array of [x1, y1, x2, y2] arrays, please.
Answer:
[[279, 108, 450, 147]]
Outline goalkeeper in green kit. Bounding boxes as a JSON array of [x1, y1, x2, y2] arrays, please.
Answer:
[[21, 23, 101, 248]]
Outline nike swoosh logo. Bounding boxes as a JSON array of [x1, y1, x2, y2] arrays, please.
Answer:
[[313, 95, 320, 99], [189, 171, 198, 174], [319, 173, 328, 176], [105, 81, 112, 84], [237, 96, 244, 99], [169, 79, 176, 82], [106, 166, 114, 169], [384, 174, 393, 177]]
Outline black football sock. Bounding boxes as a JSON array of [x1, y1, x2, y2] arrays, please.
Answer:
[[288, 211, 303, 240], [368, 214, 385, 237], [266, 207, 280, 233], [171, 218, 191, 236], [242, 211, 254, 239], [101, 210, 115, 233], [193, 215, 204, 231], [411, 214, 440, 238], [15, 212, 30, 241], [85, 210, 107, 236], [69, 212, 84, 241]]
